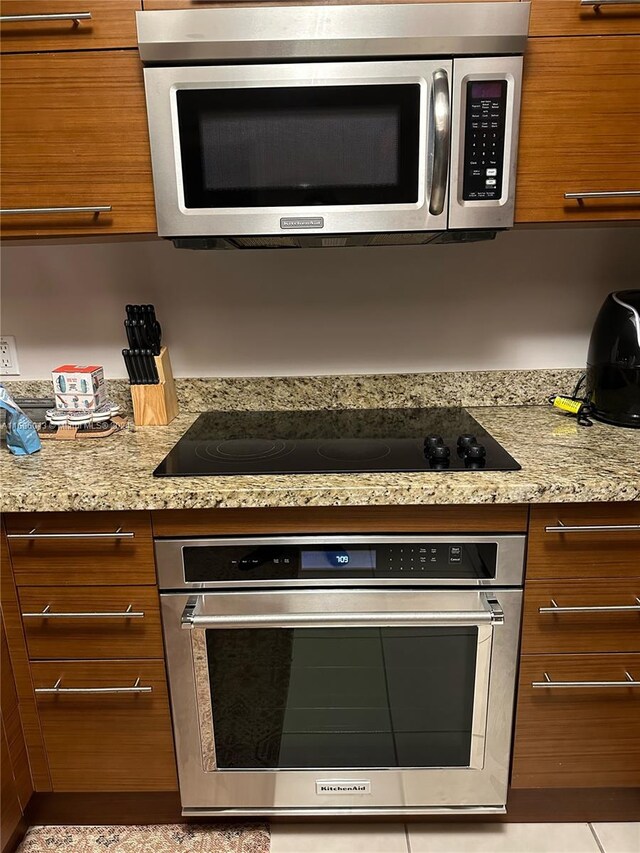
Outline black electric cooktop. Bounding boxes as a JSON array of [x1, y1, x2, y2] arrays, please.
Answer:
[[154, 408, 520, 476]]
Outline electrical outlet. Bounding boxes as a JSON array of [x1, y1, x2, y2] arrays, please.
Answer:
[[0, 336, 20, 376]]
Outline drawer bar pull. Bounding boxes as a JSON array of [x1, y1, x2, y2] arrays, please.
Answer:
[[0, 12, 92, 24], [539, 598, 640, 614], [22, 604, 145, 619], [7, 526, 134, 540], [35, 677, 152, 695], [532, 671, 640, 689], [564, 191, 640, 201], [0, 205, 111, 216], [581, 0, 640, 7], [545, 521, 640, 533]]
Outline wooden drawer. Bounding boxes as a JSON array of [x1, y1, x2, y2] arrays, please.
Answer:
[[6, 512, 156, 586], [19, 587, 164, 660], [521, 579, 640, 655], [529, 0, 640, 37], [0, 50, 156, 238], [32, 659, 177, 791], [515, 36, 640, 223], [2, 618, 32, 812], [151, 504, 529, 536], [1, 721, 23, 852], [512, 653, 640, 788], [526, 503, 640, 580], [0, 1, 141, 52]]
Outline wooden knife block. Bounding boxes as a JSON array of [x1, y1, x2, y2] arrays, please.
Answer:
[[130, 346, 179, 426]]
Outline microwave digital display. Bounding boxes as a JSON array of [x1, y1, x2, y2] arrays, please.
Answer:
[[470, 82, 504, 99]]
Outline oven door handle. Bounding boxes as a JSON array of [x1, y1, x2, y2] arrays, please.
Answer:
[[180, 594, 504, 630]]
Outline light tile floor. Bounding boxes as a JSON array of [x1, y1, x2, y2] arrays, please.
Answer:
[[271, 822, 640, 853], [16, 821, 640, 853]]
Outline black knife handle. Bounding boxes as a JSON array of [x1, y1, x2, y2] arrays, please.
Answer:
[[138, 319, 149, 350], [131, 349, 144, 385], [145, 304, 162, 353], [124, 319, 135, 350], [138, 348, 152, 385], [122, 348, 136, 384]]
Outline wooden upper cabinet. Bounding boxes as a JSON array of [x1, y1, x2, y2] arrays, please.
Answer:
[[0, 1, 141, 52], [0, 50, 156, 238], [515, 36, 640, 223], [529, 0, 640, 37]]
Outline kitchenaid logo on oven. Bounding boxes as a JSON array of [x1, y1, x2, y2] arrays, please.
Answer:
[[316, 780, 371, 795]]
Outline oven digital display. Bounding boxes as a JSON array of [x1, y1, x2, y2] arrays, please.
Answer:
[[301, 549, 376, 570]]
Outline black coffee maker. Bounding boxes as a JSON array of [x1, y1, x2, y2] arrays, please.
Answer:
[[586, 289, 640, 428]]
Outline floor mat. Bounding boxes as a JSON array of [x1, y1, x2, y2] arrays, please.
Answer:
[[17, 823, 270, 853]]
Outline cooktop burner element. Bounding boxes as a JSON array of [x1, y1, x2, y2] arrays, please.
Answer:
[[195, 438, 294, 463], [154, 408, 521, 477], [317, 438, 392, 462]]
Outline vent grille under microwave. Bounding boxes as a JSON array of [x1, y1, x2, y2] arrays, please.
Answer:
[[172, 231, 499, 251]]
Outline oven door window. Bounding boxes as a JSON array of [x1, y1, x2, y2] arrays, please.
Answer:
[[176, 84, 420, 209], [203, 626, 482, 770]]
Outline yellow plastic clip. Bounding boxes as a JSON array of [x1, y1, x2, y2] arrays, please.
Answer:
[[551, 396, 583, 415]]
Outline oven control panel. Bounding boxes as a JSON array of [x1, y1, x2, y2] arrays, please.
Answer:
[[182, 541, 498, 584], [462, 80, 508, 202]]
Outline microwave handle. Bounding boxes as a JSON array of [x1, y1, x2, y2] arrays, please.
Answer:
[[428, 68, 451, 216]]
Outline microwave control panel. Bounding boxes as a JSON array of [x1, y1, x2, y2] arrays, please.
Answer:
[[462, 80, 508, 201]]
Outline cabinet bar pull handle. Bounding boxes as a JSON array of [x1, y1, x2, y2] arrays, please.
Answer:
[[564, 191, 640, 200], [545, 521, 640, 533], [581, 0, 640, 7], [532, 671, 639, 689], [35, 677, 152, 695], [539, 598, 640, 614], [22, 604, 145, 619], [1, 205, 111, 216], [0, 12, 92, 24], [7, 527, 134, 540]]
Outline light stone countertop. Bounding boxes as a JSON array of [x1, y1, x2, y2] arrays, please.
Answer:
[[2, 406, 639, 513]]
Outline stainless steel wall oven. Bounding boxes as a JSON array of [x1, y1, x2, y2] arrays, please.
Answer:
[[156, 533, 525, 816]]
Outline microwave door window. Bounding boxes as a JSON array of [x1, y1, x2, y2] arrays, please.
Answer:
[[177, 85, 420, 208], [205, 626, 479, 770]]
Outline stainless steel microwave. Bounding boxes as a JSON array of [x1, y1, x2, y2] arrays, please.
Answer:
[[137, 3, 530, 249]]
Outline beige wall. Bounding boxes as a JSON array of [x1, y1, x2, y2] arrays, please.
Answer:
[[2, 226, 639, 380]]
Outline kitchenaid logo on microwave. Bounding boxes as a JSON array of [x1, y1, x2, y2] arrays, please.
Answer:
[[316, 780, 371, 795], [280, 217, 325, 229]]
